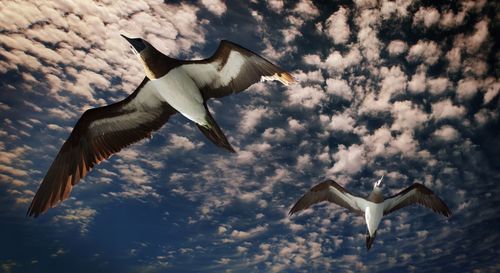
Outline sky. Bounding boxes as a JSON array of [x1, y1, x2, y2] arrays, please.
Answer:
[[0, 0, 499, 272]]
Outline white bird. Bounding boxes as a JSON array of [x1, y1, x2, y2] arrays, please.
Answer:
[[289, 176, 452, 250], [27, 36, 295, 217]]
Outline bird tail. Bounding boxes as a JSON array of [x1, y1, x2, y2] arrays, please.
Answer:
[[196, 107, 235, 153], [366, 231, 377, 251]]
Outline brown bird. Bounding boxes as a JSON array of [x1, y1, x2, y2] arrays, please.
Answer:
[[289, 176, 451, 250], [27, 36, 296, 217]]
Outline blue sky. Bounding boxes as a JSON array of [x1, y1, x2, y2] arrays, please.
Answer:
[[0, 0, 499, 272]]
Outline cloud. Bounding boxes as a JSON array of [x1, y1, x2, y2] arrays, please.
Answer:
[[285, 84, 326, 109], [327, 112, 356, 132], [427, 77, 450, 95], [239, 106, 272, 133], [439, 9, 466, 29], [200, 0, 227, 16], [323, 47, 362, 74], [281, 26, 301, 44], [431, 99, 466, 120], [482, 77, 499, 104], [324, 7, 350, 45], [387, 40, 408, 56], [433, 125, 460, 141], [457, 78, 480, 101], [407, 40, 441, 65], [464, 19, 489, 54], [413, 6, 440, 28], [328, 144, 366, 175], [0, 1, 209, 106], [287, 118, 306, 132], [293, 69, 324, 84], [408, 68, 426, 93], [266, 0, 284, 13], [326, 78, 353, 101], [293, 0, 319, 20], [230, 225, 268, 240], [302, 54, 322, 66], [391, 101, 428, 131], [53, 207, 97, 234], [169, 134, 203, 151]]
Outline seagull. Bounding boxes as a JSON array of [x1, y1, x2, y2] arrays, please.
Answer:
[[27, 36, 295, 217], [289, 176, 451, 250]]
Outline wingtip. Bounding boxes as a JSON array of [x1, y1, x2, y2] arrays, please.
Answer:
[[260, 72, 297, 86]]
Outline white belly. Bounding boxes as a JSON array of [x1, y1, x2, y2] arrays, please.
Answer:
[[364, 202, 383, 236], [152, 68, 208, 126]]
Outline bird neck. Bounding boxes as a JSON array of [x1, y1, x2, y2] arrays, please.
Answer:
[[139, 47, 175, 80], [368, 188, 384, 203]]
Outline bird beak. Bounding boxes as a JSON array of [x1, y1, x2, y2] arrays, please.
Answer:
[[376, 175, 384, 187], [120, 34, 146, 54]]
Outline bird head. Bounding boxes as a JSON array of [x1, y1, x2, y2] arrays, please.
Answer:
[[374, 175, 384, 189], [121, 34, 150, 55], [121, 34, 164, 79]]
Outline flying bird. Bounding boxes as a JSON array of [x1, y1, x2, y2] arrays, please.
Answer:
[[289, 176, 451, 250], [27, 36, 296, 217]]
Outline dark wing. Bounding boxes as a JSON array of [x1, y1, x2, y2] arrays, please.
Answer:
[[289, 180, 365, 216], [180, 40, 296, 99], [27, 78, 177, 217], [383, 183, 452, 217]]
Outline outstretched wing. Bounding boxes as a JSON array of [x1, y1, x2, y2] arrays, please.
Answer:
[[383, 183, 452, 217], [289, 180, 366, 216], [27, 78, 177, 217], [181, 40, 296, 99]]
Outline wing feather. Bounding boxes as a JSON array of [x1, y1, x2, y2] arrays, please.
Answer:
[[383, 183, 452, 217], [27, 78, 177, 217], [182, 40, 296, 99], [289, 180, 365, 216]]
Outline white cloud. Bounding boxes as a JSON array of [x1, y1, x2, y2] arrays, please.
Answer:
[[324, 7, 350, 45], [296, 154, 312, 170], [328, 113, 356, 132], [230, 225, 268, 240], [482, 77, 499, 104], [169, 134, 202, 151], [388, 130, 418, 157], [408, 68, 426, 94], [328, 144, 366, 175], [288, 118, 306, 132], [413, 6, 440, 28], [387, 40, 408, 56], [53, 207, 97, 234], [407, 40, 441, 65], [325, 78, 352, 101], [474, 108, 498, 126], [293, 0, 319, 20], [302, 54, 322, 67], [433, 125, 460, 141], [293, 69, 324, 83], [239, 106, 272, 133], [427, 77, 450, 95], [446, 47, 462, 72], [439, 10, 465, 29], [457, 78, 480, 101], [323, 47, 362, 74], [380, 0, 412, 19], [464, 19, 489, 54], [285, 84, 326, 109], [281, 26, 301, 43], [266, 0, 284, 13], [431, 99, 467, 120], [391, 101, 428, 131], [200, 0, 226, 16], [262, 127, 286, 142]]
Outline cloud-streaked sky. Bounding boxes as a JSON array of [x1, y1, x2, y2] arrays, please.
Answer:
[[1, 0, 499, 272]]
